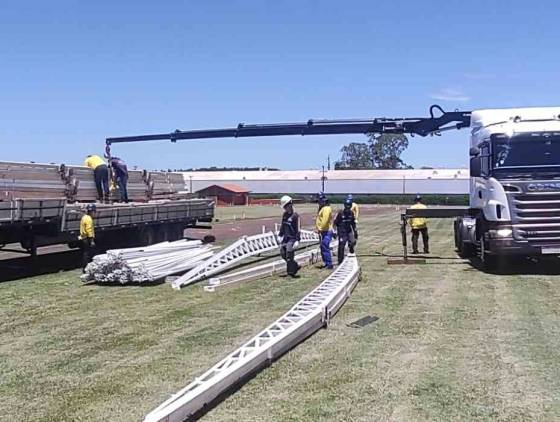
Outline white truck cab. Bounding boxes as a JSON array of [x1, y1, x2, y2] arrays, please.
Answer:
[[455, 106, 560, 266]]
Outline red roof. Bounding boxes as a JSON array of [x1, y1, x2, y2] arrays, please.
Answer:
[[199, 184, 250, 194]]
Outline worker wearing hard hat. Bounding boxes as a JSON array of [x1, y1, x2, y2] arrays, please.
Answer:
[[79, 204, 96, 272], [278, 195, 301, 277], [410, 195, 429, 254], [84, 154, 110, 202], [316, 193, 334, 269], [334, 198, 358, 264], [347, 194, 359, 222]]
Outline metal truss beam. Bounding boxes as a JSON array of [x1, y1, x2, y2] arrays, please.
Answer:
[[204, 243, 337, 292], [171, 230, 319, 289], [145, 254, 360, 422]]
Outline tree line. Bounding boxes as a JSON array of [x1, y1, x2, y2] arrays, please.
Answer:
[[335, 133, 412, 170]]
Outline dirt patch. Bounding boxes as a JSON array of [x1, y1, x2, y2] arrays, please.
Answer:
[[189, 206, 393, 242]]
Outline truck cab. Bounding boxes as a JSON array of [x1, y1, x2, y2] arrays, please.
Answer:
[[455, 106, 560, 266]]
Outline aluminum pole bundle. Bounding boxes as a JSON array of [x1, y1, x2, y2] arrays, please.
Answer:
[[144, 254, 360, 422], [171, 230, 319, 290], [82, 240, 215, 284]]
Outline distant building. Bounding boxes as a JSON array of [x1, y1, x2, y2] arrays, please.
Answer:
[[196, 184, 250, 206], [184, 169, 469, 195]]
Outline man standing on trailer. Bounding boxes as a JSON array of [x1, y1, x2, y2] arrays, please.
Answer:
[[410, 194, 429, 254], [109, 156, 129, 203], [334, 198, 358, 264], [84, 154, 110, 202], [79, 204, 96, 272], [316, 193, 334, 269], [278, 195, 301, 278]]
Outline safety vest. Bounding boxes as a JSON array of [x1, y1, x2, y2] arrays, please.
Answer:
[[410, 203, 428, 229], [80, 214, 95, 239]]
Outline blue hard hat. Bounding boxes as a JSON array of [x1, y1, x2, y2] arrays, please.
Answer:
[[344, 198, 352, 208], [347, 194, 353, 200]]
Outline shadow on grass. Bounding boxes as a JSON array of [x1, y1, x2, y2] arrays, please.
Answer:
[[0, 249, 82, 283], [467, 256, 560, 276]]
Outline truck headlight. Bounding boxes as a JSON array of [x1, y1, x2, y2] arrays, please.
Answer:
[[488, 228, 513, 238]]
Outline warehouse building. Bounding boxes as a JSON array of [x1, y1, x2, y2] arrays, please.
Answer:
[[195, 184, 250, 206], [182, 169, 469, 195]]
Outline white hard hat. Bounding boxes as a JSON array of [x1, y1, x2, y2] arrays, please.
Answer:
[[280, 195, 293, 208]]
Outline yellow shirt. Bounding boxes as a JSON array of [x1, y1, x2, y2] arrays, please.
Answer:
[[80, 214, 95, 239], [410, 203, 427, 229], [351, 202, 359, 222], [316, 205, 333, 232], [84, 155, 105, 170]]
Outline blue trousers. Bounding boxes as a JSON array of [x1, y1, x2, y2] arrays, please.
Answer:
[[320, 230, 333, 268]]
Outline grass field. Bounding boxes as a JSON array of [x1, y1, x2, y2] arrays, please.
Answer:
[[2, 210, 560, 421], [214, 204, 319, 221]]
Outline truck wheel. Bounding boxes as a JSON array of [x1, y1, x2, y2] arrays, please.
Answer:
[[140, 226, 157, 246], [455, 219, 474, 259], [169, 224, 184, 241], [480, 238, 499, 272]]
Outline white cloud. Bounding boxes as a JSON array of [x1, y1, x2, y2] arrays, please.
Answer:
[[430, 88, 470, 102]]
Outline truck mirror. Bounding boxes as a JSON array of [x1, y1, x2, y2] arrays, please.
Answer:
[[470, 157, 481, 177], [469, 147, 480, 156]]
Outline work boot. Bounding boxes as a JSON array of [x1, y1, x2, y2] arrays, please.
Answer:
[[412, 250, 419, 255], [424, 249, 429, 254]]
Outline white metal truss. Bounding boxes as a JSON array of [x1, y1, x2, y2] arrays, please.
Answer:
[[145, 254, 360, 422], [171, 230, 319, 289], [204, 248, 322, 292], [204, 242, 337, 292]]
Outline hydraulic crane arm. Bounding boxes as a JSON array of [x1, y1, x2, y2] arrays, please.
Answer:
[[105, 105, 471, 145]]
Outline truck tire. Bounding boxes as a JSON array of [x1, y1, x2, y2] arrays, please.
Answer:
[[168, 223, 184, 241], [139, 225, 157, 246], [480, 237, 499, 272], [455, 219, 474, 259]]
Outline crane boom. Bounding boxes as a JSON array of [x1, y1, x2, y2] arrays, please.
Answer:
[[105, 105, 471, 145]]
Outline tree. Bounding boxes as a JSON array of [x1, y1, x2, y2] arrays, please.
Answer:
[[369, 133, 411, 169], [335, 134, 411, 170], [334, 142, 373, 169]]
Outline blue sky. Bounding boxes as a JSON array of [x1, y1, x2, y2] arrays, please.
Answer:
[[1, 1, 559, 170]]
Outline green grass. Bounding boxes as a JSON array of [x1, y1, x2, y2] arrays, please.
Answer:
[[2, 211, 560, 421], [214, 204, 319, 221]]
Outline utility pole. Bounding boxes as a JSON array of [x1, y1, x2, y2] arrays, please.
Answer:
[[189, 175, 193, 194], [327, 155, 331, 171], [321, 165, 326, 192]]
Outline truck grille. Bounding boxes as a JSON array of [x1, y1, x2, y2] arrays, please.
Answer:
[[511, 193, 560, 244]]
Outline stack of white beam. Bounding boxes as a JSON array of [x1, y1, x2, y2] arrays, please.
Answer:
[[82, 240, 215, 284]]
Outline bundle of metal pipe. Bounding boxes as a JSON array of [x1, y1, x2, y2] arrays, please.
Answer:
[[0, 161, 67, 200], [81, 240, 215, 284], [148, 171, 185, 199]]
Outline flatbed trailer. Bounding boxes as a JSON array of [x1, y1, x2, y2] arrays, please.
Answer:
[[0, 198, 214, 256]]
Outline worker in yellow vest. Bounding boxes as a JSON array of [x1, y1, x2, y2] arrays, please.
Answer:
[[84, 154, 109, 202], [79, 204, 96, 271], [316, 193, 334, 269], [410, 195, 429, 254]]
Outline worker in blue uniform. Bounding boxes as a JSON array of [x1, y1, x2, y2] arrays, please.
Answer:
[[334, 198, 358, 264], [109, 156, 129, 203], [278, 195, 301, 277]]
